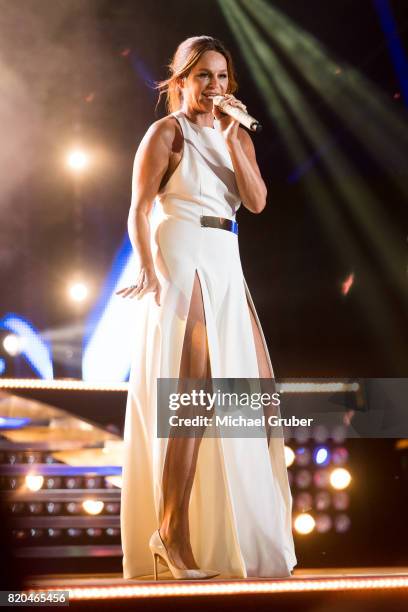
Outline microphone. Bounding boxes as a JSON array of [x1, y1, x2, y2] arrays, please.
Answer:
[[211, 95, 262, 133]]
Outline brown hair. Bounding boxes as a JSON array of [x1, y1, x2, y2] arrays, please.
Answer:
[[155, 36, 238, 114]]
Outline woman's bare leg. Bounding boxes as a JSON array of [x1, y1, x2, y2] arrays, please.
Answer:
[[159, 287, 273, 570], [159, 272, 211, 570], [247, 300, 277, 446]]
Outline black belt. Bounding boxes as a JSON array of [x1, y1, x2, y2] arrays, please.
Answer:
[[200, 215, 238, 235]]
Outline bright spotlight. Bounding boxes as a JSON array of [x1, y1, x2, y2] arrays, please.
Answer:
[[3, 334, 25, 356], [67, 149, 89, 171], [330, 467, 351, 490], [284, 445, 295, 467], [25, 474, 44, 492], [314, 446, 330, 466], [294, 512, 315, 535], [82, 499, 104, 515], [69, 282, 89, 302]]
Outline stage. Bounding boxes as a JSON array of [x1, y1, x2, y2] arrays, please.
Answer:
[[24, 567, 408, 611]]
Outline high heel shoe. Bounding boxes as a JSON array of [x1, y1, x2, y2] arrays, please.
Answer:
[[149, 530, 219, 580]]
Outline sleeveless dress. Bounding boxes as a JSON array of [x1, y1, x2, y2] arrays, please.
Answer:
[[120, 110, 297, 579]]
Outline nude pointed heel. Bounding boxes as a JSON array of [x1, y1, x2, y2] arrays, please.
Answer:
[[152, 552, 159, 580], [149, 530, 219, 580]]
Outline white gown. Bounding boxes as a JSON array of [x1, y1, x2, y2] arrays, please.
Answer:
[[120, 110, 297, 579]]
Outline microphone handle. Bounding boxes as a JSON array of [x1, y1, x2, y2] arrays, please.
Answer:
[[212, 96, 262, 133]]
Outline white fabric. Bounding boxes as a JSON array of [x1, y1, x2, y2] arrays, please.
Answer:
[[120, 110, 297, 579]]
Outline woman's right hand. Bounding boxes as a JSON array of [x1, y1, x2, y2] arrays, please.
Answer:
[[115, 266, 162, 306]]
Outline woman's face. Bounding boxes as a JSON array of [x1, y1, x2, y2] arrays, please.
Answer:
[[180, 50, 229, 112]]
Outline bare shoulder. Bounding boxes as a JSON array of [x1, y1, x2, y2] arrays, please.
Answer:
[[143, 115, 181, 149]]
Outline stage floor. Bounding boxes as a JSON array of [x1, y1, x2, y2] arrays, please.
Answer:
[[27, 566, 408, 586], [17, 567, 408, 612]]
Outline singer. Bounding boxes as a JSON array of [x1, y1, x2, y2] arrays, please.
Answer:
[[118, 35, 297, 580]]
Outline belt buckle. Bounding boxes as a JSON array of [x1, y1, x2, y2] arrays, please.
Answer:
[[200, 215, 238, 235]]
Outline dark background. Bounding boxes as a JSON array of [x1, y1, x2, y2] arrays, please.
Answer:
[[0, 0, 407, 379]]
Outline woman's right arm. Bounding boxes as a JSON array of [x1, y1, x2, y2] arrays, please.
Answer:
[[116, 119, 175, 306]]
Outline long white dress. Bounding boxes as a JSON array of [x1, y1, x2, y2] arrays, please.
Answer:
[[120, 110, 297, 579]]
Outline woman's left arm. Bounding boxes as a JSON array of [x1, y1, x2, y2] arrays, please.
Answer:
[[226, 129, 267, 214]]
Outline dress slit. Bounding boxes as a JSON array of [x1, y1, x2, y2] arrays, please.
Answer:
[[243, 278, 275, 378], [157, 268, 213, 528]]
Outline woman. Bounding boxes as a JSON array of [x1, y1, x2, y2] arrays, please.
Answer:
[[117, 35, 297, 580]]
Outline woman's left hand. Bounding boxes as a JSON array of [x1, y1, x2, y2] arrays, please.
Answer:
[[213, 94, 247, 144]]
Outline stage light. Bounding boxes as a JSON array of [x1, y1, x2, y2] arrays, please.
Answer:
[[82, 499, 104, 515], [31, 575, 408, 599], [330, 467, 351, 490], [294, 427, 310, 443], [82, 235, 142, 383], [66, 502, 80, 514], [332, 426, 347, 443], [334, 513, 351, 533], [44, 454, 57, 464], [294, 512, 315, 534], [29, 528, 44, 539], [294, 492, 313, 512], [47, 528, 63, 538], [65, 477, 82, 489], [315, 491, 331, 510], [86, 527, 103, 537], [105, 503, 120, 514], [314, 446, 330, 466], [46, 502, 62, 515], [9, 478, 18, 490], [106, 527, 120, 537], [332, 446, 349, 465], [0, 418, 31, 430], [313, 425, 329, 443], [7, 453, 23, 464], [25, 474, 44, 492], [67, 528, 82, 538], [295, 469, 312, 489], [333, 491, 350, 510], [219, 0, 408, 359], [284, 445, 295, 467], [313, 468, 330, 488], [0, 379, 128, 391], [25, 453, 41, 464], [84, 477, 102, 489], [3, 333, 24, 356], [295, 446, 311, 466], [332, 425, 346, 444], [45, 477, 62, 489], [0, 315, 53, 379], [67, 149, 89, 171], [69, 282, 89, 303], [341, 272, 354, 296], [315, 513, 332, 533], [28, 502, 43, 515]]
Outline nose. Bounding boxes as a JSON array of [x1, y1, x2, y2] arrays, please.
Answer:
[[205, 75, 224, 93]]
